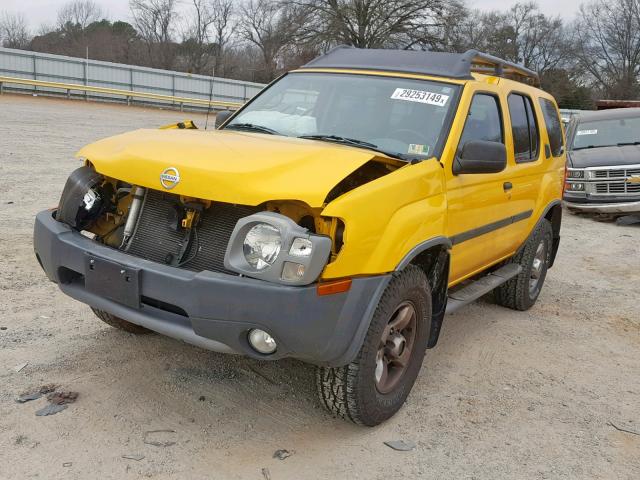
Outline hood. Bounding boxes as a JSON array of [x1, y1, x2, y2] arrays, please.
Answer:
[[568, 144, 640, 168], [77, 129, 389, 207]]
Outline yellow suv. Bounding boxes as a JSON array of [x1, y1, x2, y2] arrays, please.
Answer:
[[34, 47, 566, 426]]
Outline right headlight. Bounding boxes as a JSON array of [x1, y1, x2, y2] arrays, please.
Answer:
[[224, 212, 332, 285], [243, 223, 282, 270]]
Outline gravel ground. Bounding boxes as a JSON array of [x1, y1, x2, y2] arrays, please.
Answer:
[[1, 94, 639, 480]]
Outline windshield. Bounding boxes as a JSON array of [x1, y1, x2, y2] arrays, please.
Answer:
[[571, 116, 640, 149], [224, 72, 459, 160]]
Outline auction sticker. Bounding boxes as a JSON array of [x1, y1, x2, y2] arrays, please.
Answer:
[[576, 129, 598, 136], [391, 88, 449, 106], [408, 144, 430, 155]]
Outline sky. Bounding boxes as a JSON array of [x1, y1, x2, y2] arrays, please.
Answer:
[[3, 0, 583, 30]]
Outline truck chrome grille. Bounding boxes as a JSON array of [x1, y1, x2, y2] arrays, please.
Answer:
[[570, 164, 640, 198], [126, 189, 259, 274]]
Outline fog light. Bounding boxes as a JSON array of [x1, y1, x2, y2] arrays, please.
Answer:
[[248, 329, 277, 354], [281, 261, 305, 281]]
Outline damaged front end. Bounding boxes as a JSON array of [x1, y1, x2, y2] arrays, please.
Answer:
[[55, 155, 401, 286]]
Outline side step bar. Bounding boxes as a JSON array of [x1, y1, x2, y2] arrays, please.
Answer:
[[445, 264, 522, 314]]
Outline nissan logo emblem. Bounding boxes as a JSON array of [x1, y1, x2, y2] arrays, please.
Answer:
[[160, 167, 180, 189]]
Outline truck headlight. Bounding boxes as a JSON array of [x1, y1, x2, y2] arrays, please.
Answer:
[[243, 223, 282, 270], [224, 212, 332, 285], [567, 182, 585, 191]]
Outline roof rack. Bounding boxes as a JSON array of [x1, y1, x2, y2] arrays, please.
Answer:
[[301, 46, 540, 87], [462, 50, 540, 87]]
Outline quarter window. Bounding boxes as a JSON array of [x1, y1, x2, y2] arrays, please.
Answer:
[[508, 93, 539, 162], [539, 98, 564, 156], [459, 94, 503, 147]]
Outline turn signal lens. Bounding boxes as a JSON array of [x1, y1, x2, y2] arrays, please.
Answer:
[[317, 278, 352, 296], [281, 261, 305, 281]]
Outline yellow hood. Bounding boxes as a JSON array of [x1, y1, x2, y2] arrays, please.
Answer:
[[78, 129, 381, 207]]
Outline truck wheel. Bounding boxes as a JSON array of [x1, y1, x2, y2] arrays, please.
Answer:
[[316, 265, 431, 426], [91, 307, 152, 334], [494, 219, 552, 311]]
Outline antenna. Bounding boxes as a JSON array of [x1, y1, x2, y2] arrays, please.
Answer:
[[204, 65, 215, 130]]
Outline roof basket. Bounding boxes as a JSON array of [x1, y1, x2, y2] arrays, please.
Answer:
[[461, 50, 540, 87]]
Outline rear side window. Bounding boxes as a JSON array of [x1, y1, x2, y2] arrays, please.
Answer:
[[508, 93, 539, 162], [459, 93, 503, 147], [539, 98, 564, 156]]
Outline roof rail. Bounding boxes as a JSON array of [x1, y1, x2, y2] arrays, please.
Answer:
[[461, 50, 540, 87]]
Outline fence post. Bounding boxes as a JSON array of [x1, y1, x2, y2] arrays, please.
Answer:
[[32, 54, 37, 94], [243, 85, 247, 102], [83, 60, 88, 101]]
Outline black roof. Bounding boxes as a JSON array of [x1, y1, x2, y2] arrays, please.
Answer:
[[575, 107, 640, 122], [301, 46, 540, 86]]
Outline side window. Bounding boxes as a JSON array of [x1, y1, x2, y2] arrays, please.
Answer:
[[508, 93, 540, 163], [539, 98, 564, 156], [459, 93, 503, 147]]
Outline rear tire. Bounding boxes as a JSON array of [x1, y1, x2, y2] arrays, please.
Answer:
[[91, 307, 152, 334], [316, 265, 431, 426], [494, 219, 552, 311]]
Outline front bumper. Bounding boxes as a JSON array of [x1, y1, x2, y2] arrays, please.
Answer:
[[33, 210, 390, 366], [564, 200, 640, 214]]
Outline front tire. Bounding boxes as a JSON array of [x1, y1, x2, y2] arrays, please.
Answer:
[[316, 265, 431, 426], [91, 307, 152, 334], [494, 219, 553, 311]]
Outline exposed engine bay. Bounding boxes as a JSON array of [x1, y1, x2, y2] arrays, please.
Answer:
[[56, 165, 353, 275]]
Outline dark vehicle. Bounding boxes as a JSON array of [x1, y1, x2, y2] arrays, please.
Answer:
[[564, 108, 640, 215]]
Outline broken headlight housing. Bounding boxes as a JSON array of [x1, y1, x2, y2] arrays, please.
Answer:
[[225, 212, 331, 285], [57, 165, 112, 230]]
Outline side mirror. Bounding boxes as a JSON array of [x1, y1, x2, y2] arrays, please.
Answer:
[[453, 140, 507, 175], [215, 110, 233, 129]]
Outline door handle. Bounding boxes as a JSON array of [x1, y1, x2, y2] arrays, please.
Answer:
[[503, 182, 513, 191]]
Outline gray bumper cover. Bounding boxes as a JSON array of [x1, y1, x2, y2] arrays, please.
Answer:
[[33, 210, 390, 366]]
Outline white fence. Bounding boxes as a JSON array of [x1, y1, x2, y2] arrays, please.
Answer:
[[0, 47, 265, 109]]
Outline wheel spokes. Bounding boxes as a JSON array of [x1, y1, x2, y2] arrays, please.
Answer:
[[375, 301, 418, 394], [389, 345, 411, 368], [389, 304, 414, 332]]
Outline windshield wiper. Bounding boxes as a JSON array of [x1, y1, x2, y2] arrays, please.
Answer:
[[225, 123, 280, 135], [298, 134, 417, 161], [572, 145, 614, 150], [617, 141, 640, 146]]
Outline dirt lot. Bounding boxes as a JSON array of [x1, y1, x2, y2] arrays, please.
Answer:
[[1, 94, 639, 480]]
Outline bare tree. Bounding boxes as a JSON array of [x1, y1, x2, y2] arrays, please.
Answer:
[[210, 0, 235, 76], [181, 0, 215, 73], [575, 0, 640, 99], [57, 0, 103, 31], [0, 11, 30, 49], [239, 0, 302, 81], [130, 0, 179, 69], [452, 3, 573, 75], [290, 0, 450, 49]]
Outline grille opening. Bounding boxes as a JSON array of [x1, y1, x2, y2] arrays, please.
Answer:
[[125, 189, 259, 275], [141, 296, 188, 317]]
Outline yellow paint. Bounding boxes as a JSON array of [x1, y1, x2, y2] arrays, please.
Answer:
[[78, 129, 380, 208], [79, 68, 565, 285]]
